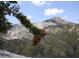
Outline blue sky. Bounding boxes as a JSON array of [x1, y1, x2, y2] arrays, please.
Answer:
[[6, 1, 79, 24]]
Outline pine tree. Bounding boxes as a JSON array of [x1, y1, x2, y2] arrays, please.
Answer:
[[0, 1, 43, 36]]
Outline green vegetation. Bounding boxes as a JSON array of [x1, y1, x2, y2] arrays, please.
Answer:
[[30, 26, 43, 36], [0, 1, 13, 33], [0, 1, 43, 36], [0, 1, 79, 58], [0, 24, 79, 58]]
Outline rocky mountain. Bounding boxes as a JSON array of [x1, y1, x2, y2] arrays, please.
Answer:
[[5, 24, 34, 40], [34, 16, 77, 33], [4, 16, 79, 40], [34, 16, 72, 29], [1, 16, 79, 58], [4, 16, 67, 40], [45, 16, 69, 24]]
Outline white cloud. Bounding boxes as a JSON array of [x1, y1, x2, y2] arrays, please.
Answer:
[[31, 1, 47, 6], [44, 8, 64, 16]]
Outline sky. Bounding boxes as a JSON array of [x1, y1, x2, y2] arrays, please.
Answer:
[[6, 1, 79, 24]]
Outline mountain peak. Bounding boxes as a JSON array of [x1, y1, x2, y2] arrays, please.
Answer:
[[45, 16, 68, 24]]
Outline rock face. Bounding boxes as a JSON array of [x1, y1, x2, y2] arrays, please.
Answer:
[[4, 16, 77, 40], [0, 49, 27, 58], [34, 16, 70, 29], [5, 24, 34, 40], [1, 16, 79, 58], [5, 17, 67, 40], [34, 17, 69, 33], [47, 16, 69, 24]]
